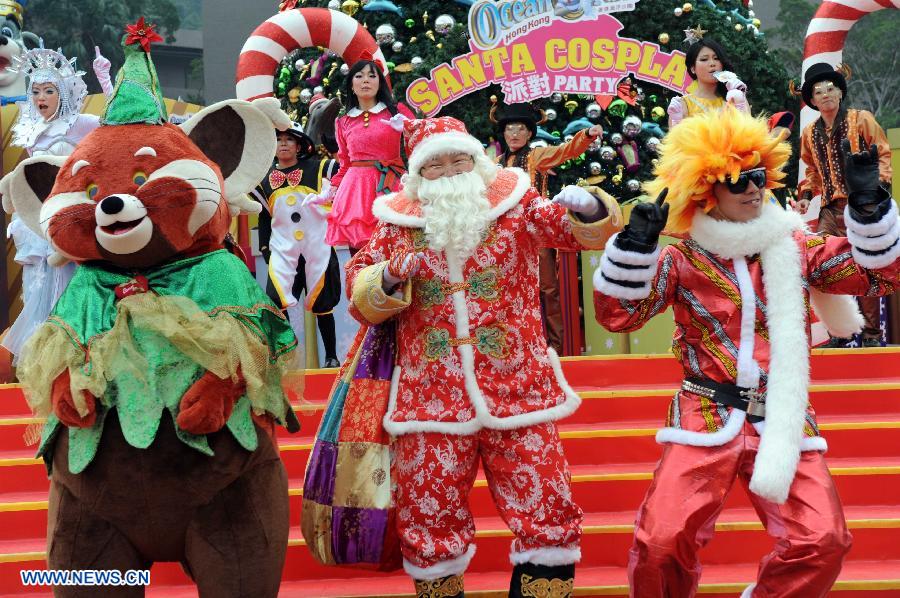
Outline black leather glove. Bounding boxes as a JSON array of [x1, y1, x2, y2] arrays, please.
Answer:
[[842, 139, 890, 223], [617, 188, 669, 252]]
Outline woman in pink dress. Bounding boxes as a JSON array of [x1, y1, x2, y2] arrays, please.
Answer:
[[325, 58, 414, 252]]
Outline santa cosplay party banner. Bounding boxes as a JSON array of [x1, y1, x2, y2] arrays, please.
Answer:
[[405, 0, 694, 115]]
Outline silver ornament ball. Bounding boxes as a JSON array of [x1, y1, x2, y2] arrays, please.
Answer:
[[626, 179, 641, 192], [544, 108, 557, 121], [586, 102, 601, 119], [392, 40, 404, 52], [299, 88, 313, 104], [589, 161, 602, 175], [610, 132, 624, 146], [600, 146, 616, 161], [340, 63, 350, 75], [435, 14, 456, 35]]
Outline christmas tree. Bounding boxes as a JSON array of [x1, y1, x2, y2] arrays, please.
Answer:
[[278, 0, 798, 201]]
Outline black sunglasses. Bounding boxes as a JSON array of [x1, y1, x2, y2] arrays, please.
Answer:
[[726, 168, 767, 194]]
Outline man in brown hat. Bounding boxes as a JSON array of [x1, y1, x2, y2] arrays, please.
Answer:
[[795, 62, 892, 347], [494, 102, 603, 354]]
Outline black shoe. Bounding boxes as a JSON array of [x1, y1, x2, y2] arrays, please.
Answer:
[[861, 338, 882, 348], [821, 336, 850, 349], [322, 357, 340, 368], [509, 563, 574, 598], [414, 575, 464, 597]]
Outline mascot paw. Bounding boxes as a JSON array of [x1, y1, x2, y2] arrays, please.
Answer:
[[51, 371, 97, 428], [176, 370, 244, 435]]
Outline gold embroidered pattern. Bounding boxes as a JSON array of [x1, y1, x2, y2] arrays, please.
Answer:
[[822, 264, 857, 287], [806, 237, 826, 249], [699, 396, 718, 433], [414, 575, 464, 597], [519, 573, 574, 598]]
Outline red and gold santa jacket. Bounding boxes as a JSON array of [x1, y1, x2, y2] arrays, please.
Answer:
[[593, 201, 900, 451], [347, 168, 622, 436]]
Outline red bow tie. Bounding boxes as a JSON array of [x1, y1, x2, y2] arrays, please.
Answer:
[[269, 168, 303, 189]]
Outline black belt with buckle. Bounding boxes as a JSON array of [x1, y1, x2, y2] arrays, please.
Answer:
[[681, 377, 766, 423]]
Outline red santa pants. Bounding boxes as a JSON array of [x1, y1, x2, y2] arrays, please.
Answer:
[[628, 422, 851, 598], [394, 423, 583, 579]]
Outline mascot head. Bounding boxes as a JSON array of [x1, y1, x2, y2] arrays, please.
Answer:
[[1, 19, 290, 269]]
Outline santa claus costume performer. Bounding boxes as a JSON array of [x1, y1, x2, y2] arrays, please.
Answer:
[[593, 107, 900, 597], [346, 116, 622, 597]]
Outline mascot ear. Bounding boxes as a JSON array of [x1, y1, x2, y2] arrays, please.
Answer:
[[180, 98, 290, 214], [0, 155, 66, 235]]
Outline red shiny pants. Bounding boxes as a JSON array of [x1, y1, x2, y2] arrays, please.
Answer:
[[628, 422, 851, 597]]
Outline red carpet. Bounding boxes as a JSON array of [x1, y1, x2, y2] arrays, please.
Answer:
[[1, 348, 899, 596]]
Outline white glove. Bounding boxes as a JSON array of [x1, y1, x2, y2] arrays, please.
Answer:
[[301, 193, 329, 208], [386, 112, 410, 132], [726, 88, 750, 113], [93, 46, 113, 97], [552, 185, 600, 218], [667, 96, 685, 128]]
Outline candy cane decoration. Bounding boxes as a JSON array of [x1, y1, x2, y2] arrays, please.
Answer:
[[799, 0, 900, 138], [235, 8, 388, 101]]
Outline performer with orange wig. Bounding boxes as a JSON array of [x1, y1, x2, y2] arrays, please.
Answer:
[[592, 106, 900, 597]]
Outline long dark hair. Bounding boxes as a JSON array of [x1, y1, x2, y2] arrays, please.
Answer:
[[343, 60, 398, 116], [685, 38, 736, 99]]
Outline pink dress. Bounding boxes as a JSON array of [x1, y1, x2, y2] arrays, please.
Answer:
[[326, 102, 414, 248]]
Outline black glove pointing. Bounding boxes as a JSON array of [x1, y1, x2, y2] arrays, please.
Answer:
[[842, 139, 888, 221], [620, 188, 669, 251]]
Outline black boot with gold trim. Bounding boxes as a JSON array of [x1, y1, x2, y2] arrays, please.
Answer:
[[413, 574, 464, 598], [509, 563, 575, 598]]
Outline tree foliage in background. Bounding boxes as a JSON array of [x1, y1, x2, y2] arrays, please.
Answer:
[[277, 0, 798, 200], [26, 0, 180, 93], [772, 0, 900, 129]]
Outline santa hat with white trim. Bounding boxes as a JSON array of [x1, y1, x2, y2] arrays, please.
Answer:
[[403, 117, 486, 176]]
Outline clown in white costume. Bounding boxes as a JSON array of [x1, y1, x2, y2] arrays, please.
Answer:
[[0, 44, 110, 370]]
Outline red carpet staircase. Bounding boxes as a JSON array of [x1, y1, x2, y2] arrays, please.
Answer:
[[1, 348, 900, 597]]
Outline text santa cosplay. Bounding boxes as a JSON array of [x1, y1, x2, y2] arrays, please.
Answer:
[[345, 116, 622, 597], [593, 106, 900, 597]]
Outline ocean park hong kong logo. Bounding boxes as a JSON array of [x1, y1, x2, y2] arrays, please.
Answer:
[[468, 0, 641, 49]]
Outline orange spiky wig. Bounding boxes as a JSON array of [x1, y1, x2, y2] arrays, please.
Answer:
[[644, 106, 791, 234]]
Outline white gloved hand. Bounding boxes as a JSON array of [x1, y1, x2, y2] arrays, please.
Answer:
[[726, 88, 750, 112], [93, 46, 113, 97], [302, 193, 329, 208], [552, 185, 600, 218], [386, 112, 410, 132], [667, 96, 685, 127]]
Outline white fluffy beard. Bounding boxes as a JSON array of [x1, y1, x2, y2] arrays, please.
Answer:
[[417, 170, 492, 259]]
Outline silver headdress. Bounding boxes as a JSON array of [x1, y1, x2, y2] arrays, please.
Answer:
[[9, 42, 88, 149]]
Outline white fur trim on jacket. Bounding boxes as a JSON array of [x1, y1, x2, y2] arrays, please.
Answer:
[[592, 268, 652, 301], [598, 252, 658, 282], [741, 583, 756, 598], [408, 131, 487, 176], [382, 250, 581, 436], [844, 203, 900, 270], [687, 203, 812, 504], [809, 288, 864, 339], [591, 232, 659, 300], [403, 544, 476, 579], [603, 232, 661, 266], [510, 545, 582, 567]]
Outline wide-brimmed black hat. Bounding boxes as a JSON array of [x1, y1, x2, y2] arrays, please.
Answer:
[[278, 122, 316, 157], [491, 102, 545, 137], [801, 63, 847, 110]]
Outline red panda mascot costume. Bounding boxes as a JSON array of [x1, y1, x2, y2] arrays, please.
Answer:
[[0, 21, 299, 597]]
